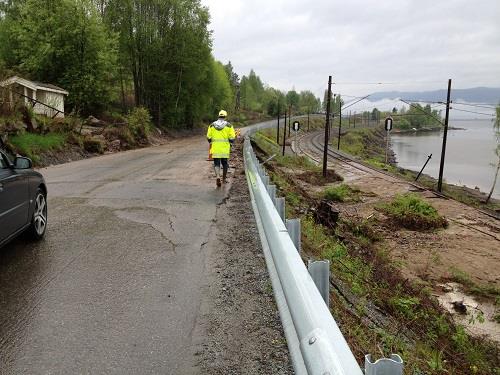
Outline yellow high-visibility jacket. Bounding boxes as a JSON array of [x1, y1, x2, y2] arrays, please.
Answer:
[[207, 120, 236, 158]]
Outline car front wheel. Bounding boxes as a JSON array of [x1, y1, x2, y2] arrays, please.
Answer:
[[29, 189, 47, 240]]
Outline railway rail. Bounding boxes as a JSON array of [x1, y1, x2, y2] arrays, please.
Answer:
[[297, 130, 500, 222]]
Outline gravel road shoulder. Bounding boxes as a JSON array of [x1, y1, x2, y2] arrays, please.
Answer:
[[197, 144, 293, 374]]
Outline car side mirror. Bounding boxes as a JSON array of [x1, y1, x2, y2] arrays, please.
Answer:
[[14, 156, 33, 169]]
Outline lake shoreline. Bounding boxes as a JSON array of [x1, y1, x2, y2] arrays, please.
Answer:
[[392, 126, 466, 134], [390, 119, 499, 202]]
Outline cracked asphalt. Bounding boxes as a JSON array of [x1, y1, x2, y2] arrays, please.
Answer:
[[0, 136, 231, 374]]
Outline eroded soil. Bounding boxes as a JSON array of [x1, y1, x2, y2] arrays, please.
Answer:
[[298, 131, 500, 344]]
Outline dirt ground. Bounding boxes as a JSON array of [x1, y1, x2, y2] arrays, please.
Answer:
[[297, 131, 500, 343], [298, 132, 500, 288], [198, 145, 293, 374]]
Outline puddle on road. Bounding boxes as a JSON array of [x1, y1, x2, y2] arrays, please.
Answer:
[[436, 282, 499, 344]]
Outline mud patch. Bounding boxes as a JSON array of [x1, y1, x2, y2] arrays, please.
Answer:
[[436, 283, 500, 345]]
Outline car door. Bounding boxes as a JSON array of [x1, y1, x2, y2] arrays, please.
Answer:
[[0, 152, 30, 241]]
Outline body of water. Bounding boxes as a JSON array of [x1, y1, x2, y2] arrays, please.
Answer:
[[391, 119, 499, 199]]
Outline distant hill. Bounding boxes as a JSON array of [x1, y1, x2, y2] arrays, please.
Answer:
[[367, 87, 500, 104]]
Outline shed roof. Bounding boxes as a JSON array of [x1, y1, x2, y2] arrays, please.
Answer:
[[0, 76, 69, 95]]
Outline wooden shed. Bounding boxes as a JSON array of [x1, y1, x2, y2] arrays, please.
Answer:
[[0, 76, 69, 118]]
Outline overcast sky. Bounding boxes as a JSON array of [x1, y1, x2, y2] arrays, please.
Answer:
[[201, 0, 500, 100]]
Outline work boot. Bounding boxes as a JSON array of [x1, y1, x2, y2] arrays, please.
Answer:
[[222, 168, 228, 183], [216, 178, 222, 187]]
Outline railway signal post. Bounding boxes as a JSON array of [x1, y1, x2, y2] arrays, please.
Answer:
[[323, 76, 332, 178], [384, 116, 393, 163]]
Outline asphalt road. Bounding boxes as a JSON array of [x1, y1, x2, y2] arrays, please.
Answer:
[[0, 136, 230, 374]]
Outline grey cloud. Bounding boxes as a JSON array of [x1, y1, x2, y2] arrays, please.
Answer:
[[202, 0, 500, 97]]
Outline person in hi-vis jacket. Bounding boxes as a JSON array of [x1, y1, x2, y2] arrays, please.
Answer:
[[207, 110, 235, 187]]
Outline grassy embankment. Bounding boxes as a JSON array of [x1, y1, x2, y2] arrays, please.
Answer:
[[251, 131, 499, 375], [9, 133, 66, 162]]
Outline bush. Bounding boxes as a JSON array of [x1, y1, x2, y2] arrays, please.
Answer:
[[377, 193, 448, 230], [83, 137, 105, 154], [0, 114, 25, 135], [324, 184, 360, 202], [126, 107, 153, 140], [103, 126, 135, 148]]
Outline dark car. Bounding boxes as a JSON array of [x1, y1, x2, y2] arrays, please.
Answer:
[[0, 145, 47, 248]]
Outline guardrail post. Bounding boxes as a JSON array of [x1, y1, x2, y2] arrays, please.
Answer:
[[257, 164, 264, 178], [286, 218, 301, 253], [307, 260, 330, 308], [365, 354, 403, 375], [275, 197, 285, 222], [267, 185, 277, 204], [244, 131, 369, 375], [260, 163, 267, 175]]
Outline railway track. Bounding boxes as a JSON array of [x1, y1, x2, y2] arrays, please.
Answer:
[[297, 129, 500, 222]]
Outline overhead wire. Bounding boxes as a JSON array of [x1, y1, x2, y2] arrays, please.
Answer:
[[453, 101, 499, 107], [400, 99, 443, 104], [334, 94, 371, 115], [451, 108, 496, 117], [399, 99, 444, 125], [452, 101, 498, 110]]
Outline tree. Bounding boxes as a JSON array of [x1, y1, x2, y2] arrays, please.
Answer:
[[209, 59, 232, 117], [486, 104, 500, 203], [298, 90, 320, 114], [263, 87, 285, 117], [404, 103, 442, 129], [104, 0, 213, 127], [371, 108, 380, 121], [286, 89, 299, 110], [0, 0, 119, 114], [322, 89, 330, 111]]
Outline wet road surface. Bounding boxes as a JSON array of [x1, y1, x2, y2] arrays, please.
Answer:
[[0, 136, 228, 374]]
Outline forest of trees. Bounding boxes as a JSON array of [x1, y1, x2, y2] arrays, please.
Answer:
[[394, 103, 442, 129], [0, 0, 321, 129]]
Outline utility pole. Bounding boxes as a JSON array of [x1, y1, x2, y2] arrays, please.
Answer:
[[288, 105, 291, 137], [323, 76, 332, 178], [277, 99, 280, 144], [236, 84, 241, 124], [438, 79, 452, 192], [307, 108, 310, 131], [337, 100, 342, 150], [353, 111, 356, 128], [331, 94, 336, 141], [235, 84, 241, 111], [282, 108, 287, 156]]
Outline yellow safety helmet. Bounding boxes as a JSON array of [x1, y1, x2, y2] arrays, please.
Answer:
[[218, 110, 228, 118]]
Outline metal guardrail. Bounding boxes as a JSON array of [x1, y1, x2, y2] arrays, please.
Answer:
[[243, 126, 404, 375]]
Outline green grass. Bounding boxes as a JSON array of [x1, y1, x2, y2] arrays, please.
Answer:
[[259, 148, 499, 374], [449, 267, 500, 300], [377, 193, 448, 230], [323, 183, 360, 202], [10, 133, 67, 162], [252, 131, 320, 172]]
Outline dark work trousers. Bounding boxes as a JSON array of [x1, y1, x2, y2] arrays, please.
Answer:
[[213, 158, 229, 174]]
